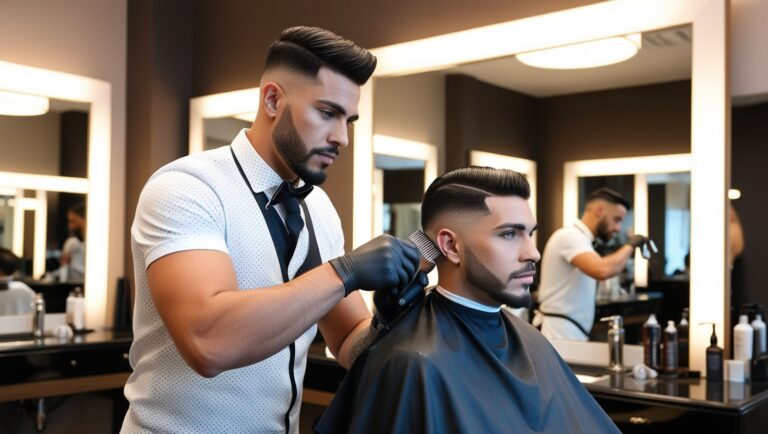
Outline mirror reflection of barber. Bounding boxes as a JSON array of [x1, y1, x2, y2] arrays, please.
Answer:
[[59, 203, 86, 282], [533, 188, 651, 341]]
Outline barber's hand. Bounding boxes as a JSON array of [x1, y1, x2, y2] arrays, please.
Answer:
[[329, 235, 420, 296], [626, 234, 649, 249], [372, 271, 428, 329]]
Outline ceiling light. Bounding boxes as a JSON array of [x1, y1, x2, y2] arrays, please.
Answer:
[[516, 34, 642, 70], [0, 90, 49, 116]]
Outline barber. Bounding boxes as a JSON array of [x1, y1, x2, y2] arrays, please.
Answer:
[[534, 187, 648, 341], [121, 27, 424, 433]]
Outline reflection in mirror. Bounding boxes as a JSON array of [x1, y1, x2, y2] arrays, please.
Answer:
[[0, 94, 91, 315], [563, 156, 691, 344], [373, 154, 424, 239], [203, 115, 251, 151]]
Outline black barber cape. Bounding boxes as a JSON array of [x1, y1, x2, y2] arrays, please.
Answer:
[[314, 290, 620, 434]]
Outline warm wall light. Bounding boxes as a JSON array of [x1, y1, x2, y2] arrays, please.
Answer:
[[0, 90, 49, 116], [516, 34, 641, 69], [728, 189, 741, 200]]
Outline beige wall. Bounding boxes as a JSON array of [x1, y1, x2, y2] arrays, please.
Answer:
[[732, 0, 768, 99], [374, 72, 447, 172], [0, 113, 60, 175], [0, 0, 127, 325]]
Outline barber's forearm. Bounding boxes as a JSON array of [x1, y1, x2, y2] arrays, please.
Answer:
[[601, 245, 634, 279], [335, 318, 375, 369], [175, 263, 346, 377]]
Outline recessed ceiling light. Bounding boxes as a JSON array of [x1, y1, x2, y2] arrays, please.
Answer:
[[516, 34, 642, 70], [0, 90, 49, 116]]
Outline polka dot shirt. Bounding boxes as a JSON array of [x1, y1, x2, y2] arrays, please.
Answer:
[[122, 129, 344, 433]]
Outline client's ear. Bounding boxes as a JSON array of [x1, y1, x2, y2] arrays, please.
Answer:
[[436, 228, 461, 265]]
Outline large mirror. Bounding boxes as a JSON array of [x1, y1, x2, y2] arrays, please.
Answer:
[[0, 60, 112, 328], [563, 154, 692, 344], [187, 0, 729, 371], [354, 0, 728, 372]]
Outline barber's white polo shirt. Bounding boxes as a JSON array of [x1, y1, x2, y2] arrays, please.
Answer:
[[122, 130, 345, 434], [536, 220, 596, 341]]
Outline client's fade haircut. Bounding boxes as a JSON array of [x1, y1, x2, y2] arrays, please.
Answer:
[[585, 187, 631, 210], [265, 26, 377, 85], [421, 166, 530, 230]]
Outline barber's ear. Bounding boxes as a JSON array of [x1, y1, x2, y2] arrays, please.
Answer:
[[261, 83, 282, 118], [436, 228, 461, 265]]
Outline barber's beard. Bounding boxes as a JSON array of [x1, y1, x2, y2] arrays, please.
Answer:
[[272, 106, 336, 186], [596, 218, 614, 243], [464, 246, 532, 309]]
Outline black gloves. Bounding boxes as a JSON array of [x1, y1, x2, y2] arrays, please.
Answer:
[[372, 271, 428, 330], [626, 234, 649, 249], [329, 234, 420, 296]]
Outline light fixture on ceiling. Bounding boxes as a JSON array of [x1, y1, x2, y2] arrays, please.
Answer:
[[516, 34, 642, 70], [0, 90, 49, 116]]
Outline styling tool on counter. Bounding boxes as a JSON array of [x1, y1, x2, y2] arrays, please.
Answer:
[[734, 314, 754, 380]]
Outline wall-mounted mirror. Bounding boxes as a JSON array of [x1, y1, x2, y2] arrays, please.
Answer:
[[562, 154, 691, 343], [186, 0, 729, 370], [354, 0, 728, 371], [0, 60, 112, 328]]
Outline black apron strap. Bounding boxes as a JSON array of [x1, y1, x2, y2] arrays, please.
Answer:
[[230, 146, 323, 434], [536, 310, 591, 338]]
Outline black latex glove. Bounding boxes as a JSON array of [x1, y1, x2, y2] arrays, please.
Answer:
[[626, 234, 648, 249], [372, 271, 428, 329], [329, 234, 420, 296]]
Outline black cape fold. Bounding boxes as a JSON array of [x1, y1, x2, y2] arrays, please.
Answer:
[[314, 290, 620, 434]]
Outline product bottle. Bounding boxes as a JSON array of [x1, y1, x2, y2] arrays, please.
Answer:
[[643, 314, 661, 370], [751, 313, 767, 355], [662, 320, 678, 376], [734, 314, 753, 380], [65, 290, 76, 327], [734, 314, 754, 361], [72, 287, 85, 332], [679, 308, 689, 369], [701, 322, 723, 381], [33, 293, 46, 339]]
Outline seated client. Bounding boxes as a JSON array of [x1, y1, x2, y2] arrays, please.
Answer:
[[314, 166, 619, 434]]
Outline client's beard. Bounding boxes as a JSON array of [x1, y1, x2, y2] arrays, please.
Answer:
[[465, 247, 533, 309]]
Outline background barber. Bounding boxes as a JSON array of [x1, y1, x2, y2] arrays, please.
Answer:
[[534, 187, 649, 341]]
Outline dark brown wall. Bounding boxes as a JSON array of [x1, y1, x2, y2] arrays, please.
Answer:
[[731, 102, 768, 315], [190, 0, 598, 97], [125, 0, 193, 278], [444, 78, 691, 246], [445, 74, 539, 171]]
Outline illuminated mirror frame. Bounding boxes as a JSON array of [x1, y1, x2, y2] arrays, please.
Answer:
[[563, 154, 692, 288], [0, 60, 112, 329], [356, 0, 728, 372]]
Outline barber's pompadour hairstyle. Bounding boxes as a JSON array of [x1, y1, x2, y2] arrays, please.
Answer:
[[265, 26, 377, 85], [0, 247, 21, 276], [585, 187, 631, 210], [421, 166, 530, 230]]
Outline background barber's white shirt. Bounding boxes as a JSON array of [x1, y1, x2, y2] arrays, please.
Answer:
[[536, 220, 596, 340]]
